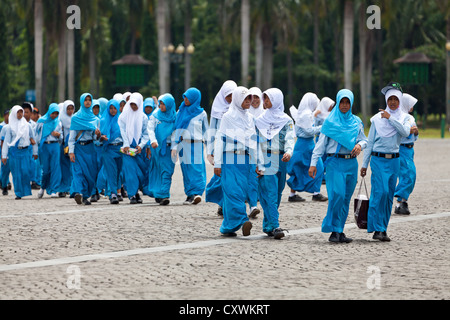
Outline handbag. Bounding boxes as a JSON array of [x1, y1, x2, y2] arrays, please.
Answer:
[[354, 177, 369, 229]]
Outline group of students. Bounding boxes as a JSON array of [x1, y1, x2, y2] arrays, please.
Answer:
[[0, 80, 418, 242]]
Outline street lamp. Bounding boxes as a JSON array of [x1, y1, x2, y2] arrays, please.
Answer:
[[163, 43, 195, 99]]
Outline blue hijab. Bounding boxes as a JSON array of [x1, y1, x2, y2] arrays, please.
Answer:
[[320, 89, 362, 151], [70, 93, 99, 131], [153, 94, 176, 156], [174, 88, 203, 143], [144, 98, 156, 118], [100, 99, 121, 149], [98, 98, 109, 118], [37, 103, 60, 147]]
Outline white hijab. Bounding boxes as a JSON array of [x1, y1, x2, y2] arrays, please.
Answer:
[[122, 92, 132, 102], [8, 105, 30, 147], [289, 92, 320, 130], [60, 100, 74, 131], [402, 93, 418, 114], [255, 88, 291, 140], [371, 89, 408, 138], [118, 92, 144, 145], [218, 86, 257, 150], [210, 80, 237, 120], [113, 93, 125, 104], [315, 97, 335, 120], [248, 87, 264, 118]]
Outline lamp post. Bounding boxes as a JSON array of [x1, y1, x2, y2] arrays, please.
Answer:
[[163, 43, 195, 100]]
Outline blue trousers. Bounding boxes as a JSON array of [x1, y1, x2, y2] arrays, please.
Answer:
[[39, 142, 62, 194], [321, 157, 358, 233], [287, 137, 324, 193], [394, 145, 416, 201], [367, 156, 400, 233], [71, 143, 97, 199], [9, 146, 33, 198]]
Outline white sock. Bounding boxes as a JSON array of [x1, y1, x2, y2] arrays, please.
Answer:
[[250, 206, 257, 212], [290, 192, 296, 197], [313, 192, 320, 196]]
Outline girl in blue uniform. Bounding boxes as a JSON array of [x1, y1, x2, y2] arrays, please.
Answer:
[[35, 103, 62, 198], [214, 86, 264, 237], [172, 88, 209, 205], [99, 99, 123, 204], [118, 92, 149, 204], [69, 93, 101, 205], [287, 92, 327, 202], [310, 89, 367, 243], [361, 83, 412, 241], [255, 88, 295, 239], [1, 106, 38, 200], [59, 100, 75, 197], [394, 93, 419, 215], [147, 94, 177, 205]]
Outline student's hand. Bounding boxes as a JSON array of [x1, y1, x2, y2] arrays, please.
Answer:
[[360, 167, 367, 177], [214, 168, 221, 177], [256, 168, 264, 178], [411, 126, 419, 136], [379, 109, 391, 119], [151, 142, 158, 149], [122, 147, 130, 154], [1, 158, 6, 165], [207, 154, 214, 166], [309, 166, 317, 179], [30, 138, 36, 145], [95, 128, 101, 137], [69, 153, 75, 163], [51, 131, 60, 138], [33, 155, 38, 160], [135, 146, 142, 154], [351, 144, 362, 157], [171, 149, 178, 163], [282, 153, 291, 162], [100, 135, 108, 141]]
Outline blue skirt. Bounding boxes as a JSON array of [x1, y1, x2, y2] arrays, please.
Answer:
[[287, 137, 323, 193], [39, 142, 62, 194], [179, 141, 206, 197], [59, 144, 72, 193], [321, 157, 358, 233], [147, 147, 175, 199], [9, 146, 33, 198], [122, 150, 147, 198], [367, 156, 400, 233], [71, 143, 97, 199], [394, 145, 416, 202], [101, 144, 123, 194]]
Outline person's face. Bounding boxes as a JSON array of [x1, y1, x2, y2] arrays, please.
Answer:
[[50, 111, 59, 120], [184, 97, 191, 106], [241, 95, 252, 110], [4, 113, 9, 124], [387, 96, 400, 111], [17, 110, 23, 120], [84, 96, 92, 108], [159, 101, 167, 112], [263, 94, 272, 109], [225, 94, 232, 104], [93, 105, 99, 116], [66, 105, 75, 116], [251, 95, 260, 109], [31, 112, 37, 122], [24, 109, 32, 121], [339, 98, 351, 114], [130, 103, 139, 112], [120, 101, 125, 113], [145, 106, 153, 115], [110, 106, 117, 116]]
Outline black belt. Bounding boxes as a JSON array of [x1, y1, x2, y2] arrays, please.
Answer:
[[17, 146, 29, 150], [225, 150, 249, 156], [109, 142, 123, 146], [44, 140, 58, 144], [401, 143, 414, 149], [78, 140, 93, 146], [327, 153, 355, 159], [371, 152, 400, 159], [266, 150, 284, 155]]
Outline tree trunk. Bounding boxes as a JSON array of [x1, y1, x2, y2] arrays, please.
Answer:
[[255, 22, 263, 88], [359, 2, 368, 123], [89, 30, 97, 96], [34, 0, 44, 109], [343, 0, 354, 90], [157, 0, 170, 93], [184, 0, 192, 91], [241, 0, 250, 87], [261, 23, 273, 91], [58, 22, 67, 102], [313, 0, 320, 93], [446, 16, 450, 127], [67, 28, 75, 101]]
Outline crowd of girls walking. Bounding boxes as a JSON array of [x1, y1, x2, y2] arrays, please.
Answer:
[[0, 81, 418, 242]]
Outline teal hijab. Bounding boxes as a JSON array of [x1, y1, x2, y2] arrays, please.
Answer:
[[37, 103, 60, 147], [320, 89, 362, 151], [153, 94, 176, 156], [70, 93, 99, 131]]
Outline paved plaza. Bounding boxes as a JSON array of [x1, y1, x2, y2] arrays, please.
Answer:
[[0, 139, 449, 300]]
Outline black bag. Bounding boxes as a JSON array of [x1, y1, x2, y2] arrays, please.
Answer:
[[354, 177, 369, 229]]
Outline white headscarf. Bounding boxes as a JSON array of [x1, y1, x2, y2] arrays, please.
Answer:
[[122, 92, 132, 102], [60, 100, 75, 131], [113, 93, 125, 104], [8, 105, 30, 147], [218, 86, 256, 150], [289, 92, 320, 130], [371, 88, 408, 138], [402, 93, 418, 114], [315, 97, 335, 120], [255, 88, 291, 140], [248, 87, 264, 118], [210, 80, 237, 120], [118, 92, 144, 145]]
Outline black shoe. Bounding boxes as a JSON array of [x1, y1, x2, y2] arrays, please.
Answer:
[[90, 195, 98, 202], [135, 193, 143, 204], [7, 183, 11, 190], [248, 208, 260, 219], [395, 202, 410, 215], [155, 198, 162, 203], [58, 192, 66, 198], [110, 194, 119, 205], [373, 231, 390, 242], [2, 187, 8, 196], [312, 193, 328, 202], [15, 196, 21, 200], [273, 228, 288, 240], [31, 182, 40, 190], [288, 194, 306, 202], [328, 232, 341, 243], [117, 194, 123, 202], [130, 196, 138, 204], [221, 232, 237, 237], [217, 206, 223, 216], [121, 186, 127, 198], [339, 233, 353, 243], [74, 193, 82, 205], [183, 196, 194, 205], [160, 198, 170, 206], [82, 198, 91, 205]]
